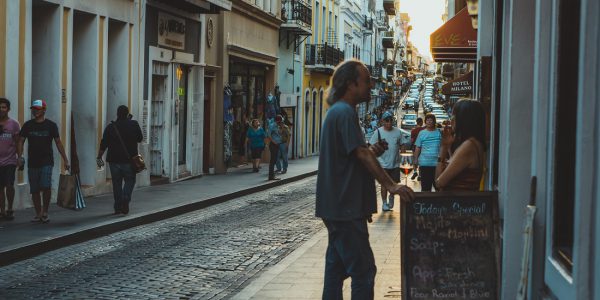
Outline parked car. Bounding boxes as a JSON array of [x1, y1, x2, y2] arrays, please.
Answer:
[[401, 113, 418, 129]]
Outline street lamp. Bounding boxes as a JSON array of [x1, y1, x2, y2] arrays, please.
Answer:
[[466, 0, 478, 29]]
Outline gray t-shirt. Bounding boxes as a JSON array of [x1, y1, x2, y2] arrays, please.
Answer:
[[316, 101, 377, 220]]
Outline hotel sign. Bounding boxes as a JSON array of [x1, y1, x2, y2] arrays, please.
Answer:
[[158, 12, 186, 50], [442, 71, 473, 95]]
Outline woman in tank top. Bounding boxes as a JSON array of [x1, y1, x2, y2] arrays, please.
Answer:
[[434, 99, 486, 191]]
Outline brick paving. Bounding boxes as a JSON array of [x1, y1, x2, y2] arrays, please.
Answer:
[[0, 178, 322, 299]]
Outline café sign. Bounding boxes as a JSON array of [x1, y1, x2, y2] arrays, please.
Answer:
[[158, 12, 186, 50]]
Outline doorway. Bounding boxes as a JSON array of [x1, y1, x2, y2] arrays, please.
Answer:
[[174, 64, 189, 172], [150, 61, 168, 184], [203, 78, 212, 173]]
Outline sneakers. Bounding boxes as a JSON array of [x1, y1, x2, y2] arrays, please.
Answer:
[[30, 216, 41, 223], [268, 177, 281, 181], [382, 202, 390, 212], [388, 195, 395, 209], [40, 215, 50, 223], [281, 169, 287, 174]]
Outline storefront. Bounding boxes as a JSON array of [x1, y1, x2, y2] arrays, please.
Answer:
[[143, 1, 229, 183], [226, 60, 275, 164], [213, 1, 280, 170]]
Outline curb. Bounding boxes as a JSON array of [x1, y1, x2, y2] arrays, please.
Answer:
[[0, 171, 317, 267]]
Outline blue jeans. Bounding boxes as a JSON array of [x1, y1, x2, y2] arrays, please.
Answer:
[[275, 143, 288, 171], [322, 219, 376, 300], [109, 163, 136, 211]]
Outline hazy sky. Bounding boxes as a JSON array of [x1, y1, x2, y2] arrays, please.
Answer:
[[400, 0, 446, 59]]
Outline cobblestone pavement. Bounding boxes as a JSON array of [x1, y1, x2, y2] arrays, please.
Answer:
[[0, 177, 322, 300]]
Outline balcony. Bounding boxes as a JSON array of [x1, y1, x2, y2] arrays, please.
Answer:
[[280, 0, 312, 36], [383, 0, 395, 15], [371, 62, 383, 79], [305, 43, 345, 73], [382, 31, 394, 48], [376, 11, 389, 30]]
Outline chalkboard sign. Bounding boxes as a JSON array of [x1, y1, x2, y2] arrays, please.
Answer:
[[401, 191, 500, 300]]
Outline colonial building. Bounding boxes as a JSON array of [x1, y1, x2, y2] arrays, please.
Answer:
[[210, 0, 282, 172], [0, 0, 142, 206], [277, 0, 313, 159], [300, 0, 343, 158], [141, 0, 230, 184]]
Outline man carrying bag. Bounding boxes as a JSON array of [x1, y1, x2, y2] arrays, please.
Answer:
[[97, 106, 143, 215]]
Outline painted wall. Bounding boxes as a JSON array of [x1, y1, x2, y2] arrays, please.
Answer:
[[0, 0, 142, 207]]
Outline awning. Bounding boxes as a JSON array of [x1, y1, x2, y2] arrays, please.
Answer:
[[430, 7, 477, 62], [155, 0, 231, 13], [442, 71, 473, 95]]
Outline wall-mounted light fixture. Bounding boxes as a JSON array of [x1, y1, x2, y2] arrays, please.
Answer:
[[466, 0, 478, 29]]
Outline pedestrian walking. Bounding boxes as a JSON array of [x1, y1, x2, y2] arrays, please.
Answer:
[[245, 119, 266, 173], [413, 113, 442, 191], [96, 105, 143, 215], [316, 59, 414, 300], [369, 111, 410, 211], [266, 117, 282, 180], [274, 115, 290, 174], [435, 99, 486, 191], [0, 98, 20, 221], [410, 117, 425, 180], [18, 99, 70, 223]]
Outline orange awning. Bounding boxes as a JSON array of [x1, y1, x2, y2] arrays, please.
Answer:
[[430, 8, 477, 62], [442, 71, 473, 95]]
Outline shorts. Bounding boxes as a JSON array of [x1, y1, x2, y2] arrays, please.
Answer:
[[0, 165, 16, 187], [384, 168, 400, 182], [28, 165, 53, 194], [251, 147, 264, 159]]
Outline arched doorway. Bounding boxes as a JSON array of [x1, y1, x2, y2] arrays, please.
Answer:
[[311, 90, 317, 154], [318, 89, 324, 151], [304, 90, 310, 157]]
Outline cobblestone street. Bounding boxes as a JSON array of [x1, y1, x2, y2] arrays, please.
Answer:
[[0, 177, 322, 300]]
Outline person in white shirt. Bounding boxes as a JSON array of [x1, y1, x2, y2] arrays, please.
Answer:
[[369, 112, 411, 211]]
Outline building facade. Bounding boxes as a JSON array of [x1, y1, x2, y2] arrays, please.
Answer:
[[277, 0, 313, 160], [0, 0, 142, 206], [141, 0, 230, 184], [300, 0, 342, 158]]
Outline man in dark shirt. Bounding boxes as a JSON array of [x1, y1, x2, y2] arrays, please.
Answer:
[[410, 117, 425, 180], [316, 60, 414, 299], [97, 105, 143, 215], [18, 100, 70, 223]]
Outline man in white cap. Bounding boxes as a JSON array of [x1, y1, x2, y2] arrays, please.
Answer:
[[18, 99, 69, 223], [368, 111, 411, 211]]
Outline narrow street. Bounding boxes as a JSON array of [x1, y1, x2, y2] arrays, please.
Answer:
[[0, 178, 322, 299]]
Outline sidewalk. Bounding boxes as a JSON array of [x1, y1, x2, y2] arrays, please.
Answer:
[[0, 156, 319, 266], [233, 175, 421, 300]]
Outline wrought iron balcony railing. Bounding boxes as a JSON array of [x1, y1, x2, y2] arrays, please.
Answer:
[[376, 11, 389, 30], [281, 0, 312, 29], [372, 62, 383, 78], [305, 43, 345, 68]]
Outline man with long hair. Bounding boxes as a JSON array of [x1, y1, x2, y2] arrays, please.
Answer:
[[316, 59, 414, 299]]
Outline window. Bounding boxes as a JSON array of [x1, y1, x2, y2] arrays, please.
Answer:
[[551, 0, 580, 273], [314, 2, 319, 44], [322, 6, 326, 44]]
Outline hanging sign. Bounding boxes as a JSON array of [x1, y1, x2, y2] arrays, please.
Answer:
[[158, 12, 186, 50], [442, 71, 473, 95]]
